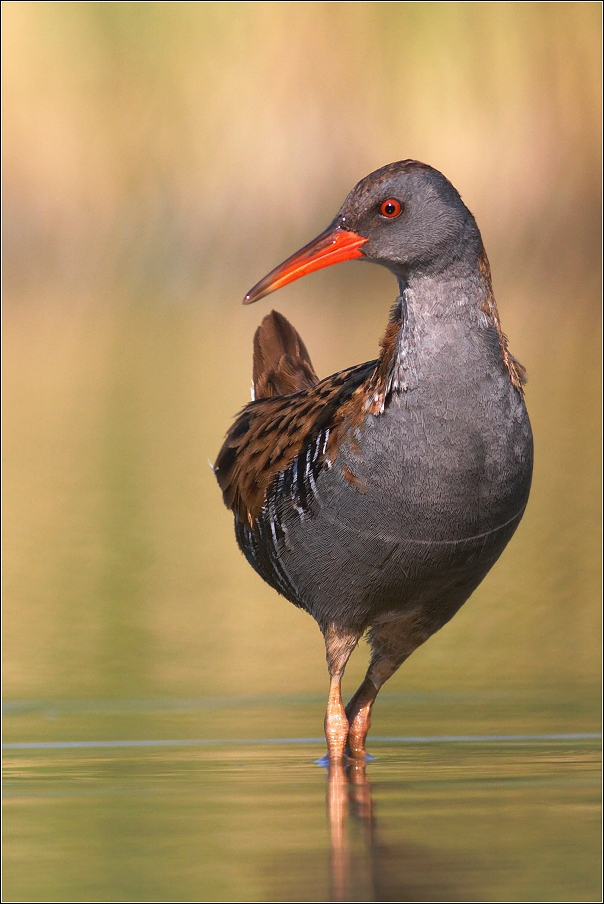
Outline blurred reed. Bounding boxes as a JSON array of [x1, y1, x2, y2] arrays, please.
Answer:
[[3, 2, 600, 299]]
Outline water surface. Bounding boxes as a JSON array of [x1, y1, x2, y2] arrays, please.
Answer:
[[3, 694, 600, 902]]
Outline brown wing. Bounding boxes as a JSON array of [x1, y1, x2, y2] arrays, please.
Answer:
[[214, 306, 409, 527], [253, 310, 318, 399], [215, 362, 377, 526]]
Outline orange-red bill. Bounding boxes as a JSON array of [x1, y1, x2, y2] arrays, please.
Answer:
[[243, 226, 368, 304]]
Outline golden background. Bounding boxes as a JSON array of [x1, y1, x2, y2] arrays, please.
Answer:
[[3, 2, 600, 706]]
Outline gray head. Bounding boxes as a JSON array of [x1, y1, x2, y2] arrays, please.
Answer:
[[244, 160, 484, 304], [338, 161, 484, 281]]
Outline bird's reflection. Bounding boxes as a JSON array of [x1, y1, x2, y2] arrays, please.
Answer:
[[263, 755, 472, 902], [325, 759, 470, 903], [327, 759, 374, 901]]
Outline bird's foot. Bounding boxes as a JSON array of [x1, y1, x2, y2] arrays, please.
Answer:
[[345, 730, 370, 761]]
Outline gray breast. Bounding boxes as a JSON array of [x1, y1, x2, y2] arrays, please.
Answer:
[[263, 372, 532, 634]]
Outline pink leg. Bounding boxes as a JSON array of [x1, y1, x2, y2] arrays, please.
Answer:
[[344, 614, 428, 758], [345, 676, 380, 760], [325, 676, 350, 761], [323, 626, 361, 762]]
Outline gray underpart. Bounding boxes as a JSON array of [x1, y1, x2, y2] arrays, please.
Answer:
[[240, 279, 532, 646]]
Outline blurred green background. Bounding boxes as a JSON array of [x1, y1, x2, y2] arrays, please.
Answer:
[[3, 2, 601, 712]]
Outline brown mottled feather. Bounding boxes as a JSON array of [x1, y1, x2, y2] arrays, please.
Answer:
[[214, 358, 377, 526], [214, 309, 388, 526], [253, 310, 318, 399]]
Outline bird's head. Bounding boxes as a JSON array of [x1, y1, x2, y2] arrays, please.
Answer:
[[244, 161, 482, 304]]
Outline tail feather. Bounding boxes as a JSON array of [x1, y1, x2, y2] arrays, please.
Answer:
[[253, 310, 318, 399]]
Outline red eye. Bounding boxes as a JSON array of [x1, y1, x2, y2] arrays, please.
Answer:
[[380, 198, 402, 218]]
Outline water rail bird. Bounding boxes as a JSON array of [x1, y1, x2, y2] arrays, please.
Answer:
[[214, 161, 533, 761]]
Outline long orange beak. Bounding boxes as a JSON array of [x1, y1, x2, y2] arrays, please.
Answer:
[[243, 225, 368, 304]]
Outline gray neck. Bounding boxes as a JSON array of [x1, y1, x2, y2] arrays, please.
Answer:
[[388, 268, 491, 394], [396, 259, 487, 317]]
